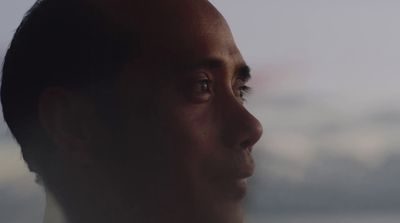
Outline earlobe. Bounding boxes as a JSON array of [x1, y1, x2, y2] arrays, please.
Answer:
[[38, 88, 96, 164]]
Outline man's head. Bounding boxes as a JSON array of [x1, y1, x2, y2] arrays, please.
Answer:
[[1, 0, 263, 223]]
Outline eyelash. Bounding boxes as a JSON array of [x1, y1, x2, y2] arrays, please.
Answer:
[[238, 85, 251, 100]]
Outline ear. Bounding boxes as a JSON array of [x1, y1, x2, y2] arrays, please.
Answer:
[[38, 88, 98, 164]]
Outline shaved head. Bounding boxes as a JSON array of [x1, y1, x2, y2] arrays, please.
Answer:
[[86, 0, 235, 65], [1, 0, 262, 223]]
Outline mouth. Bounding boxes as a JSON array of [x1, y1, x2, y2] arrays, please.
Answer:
[[213, 166, 254, 200], [208, 150, 255, 200], [215, 177, 249, 200]]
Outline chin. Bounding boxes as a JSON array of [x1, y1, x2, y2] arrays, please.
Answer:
[[189, 176, 249, 223]]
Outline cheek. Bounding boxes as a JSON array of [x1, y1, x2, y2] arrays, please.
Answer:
[[158, 102, 222, 174], [167, 105, 218, 152]]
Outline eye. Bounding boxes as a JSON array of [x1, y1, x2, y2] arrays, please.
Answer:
[[197, 79, 211, 93], [187, 73, 212, 102]]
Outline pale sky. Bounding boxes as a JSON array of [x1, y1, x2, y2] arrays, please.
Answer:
[[211, 0, 400, 168], [212, 0, 400, 108]]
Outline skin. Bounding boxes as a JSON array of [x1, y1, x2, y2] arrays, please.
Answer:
[[39, 1, 262, 223]]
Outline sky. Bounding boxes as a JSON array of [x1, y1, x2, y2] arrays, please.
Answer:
[[211, 0, 400, 165], [1, 0, 400, 222]]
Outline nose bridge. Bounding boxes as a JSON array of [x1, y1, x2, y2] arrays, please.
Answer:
[[219, 95, 263, 150]]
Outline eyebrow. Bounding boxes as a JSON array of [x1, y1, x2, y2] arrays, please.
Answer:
[[186, 57, 252, 81]]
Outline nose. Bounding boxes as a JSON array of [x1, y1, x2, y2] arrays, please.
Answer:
[[221, 100, 263, 151]]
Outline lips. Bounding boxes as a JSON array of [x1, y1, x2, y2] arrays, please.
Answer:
[[202, 148, 255, 200], [222, 151, 255, 179], [211, 176, 248, 200], [211, 160, 254, 200]]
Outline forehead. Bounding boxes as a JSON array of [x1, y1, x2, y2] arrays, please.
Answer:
[[90, 0, 244, 68], [156, 18, 243, 71]]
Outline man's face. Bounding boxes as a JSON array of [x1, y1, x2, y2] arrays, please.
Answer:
[[94, 1, 263, 223]]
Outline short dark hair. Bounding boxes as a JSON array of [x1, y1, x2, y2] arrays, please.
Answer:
[[1, 0, 140, 176]]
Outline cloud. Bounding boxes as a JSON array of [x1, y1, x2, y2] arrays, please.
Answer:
[[247, 150, 400, 214]]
